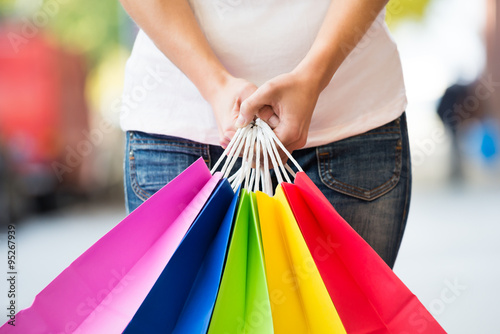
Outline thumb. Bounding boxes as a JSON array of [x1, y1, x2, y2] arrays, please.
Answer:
[[236, 86, 272, 128]]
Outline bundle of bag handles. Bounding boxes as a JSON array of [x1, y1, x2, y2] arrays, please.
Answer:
[[211, 118, 303, 196]]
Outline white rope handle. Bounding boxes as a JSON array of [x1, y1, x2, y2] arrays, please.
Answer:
[[233, 128, 252, 189], [257, 126, 273, 195], [223, 127, 249, 179], [211, 126, 250, 178], [259, 127, 283, 185], [211, 118, 304, 195], [211, 127, 242, 174], [253, 128, 261, 192], [231, 124, 257, 192], [244, 125, 258, 190], [266, 128, 292, 184], [256, 118, 303, 173]]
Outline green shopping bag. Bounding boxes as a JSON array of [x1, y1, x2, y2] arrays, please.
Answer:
[[208, 189, 273, 334]]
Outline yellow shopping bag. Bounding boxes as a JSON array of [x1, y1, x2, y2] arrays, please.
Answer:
[[256, 185, 346, 334]]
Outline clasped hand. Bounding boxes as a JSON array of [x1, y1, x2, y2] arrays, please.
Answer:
[[210, 71, 320, 162]]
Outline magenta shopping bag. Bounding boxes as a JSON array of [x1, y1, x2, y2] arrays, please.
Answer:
[[123, 180, 238, 333], [0, 158, 220, 334]]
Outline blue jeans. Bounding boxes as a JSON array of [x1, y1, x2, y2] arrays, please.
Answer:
[[124, 113, 411, 268]]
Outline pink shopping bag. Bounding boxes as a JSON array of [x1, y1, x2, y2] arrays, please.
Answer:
[[1, 158, 220, 334]]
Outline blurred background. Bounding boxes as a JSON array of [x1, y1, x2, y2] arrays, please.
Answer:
[[0, 0, 498, 332]]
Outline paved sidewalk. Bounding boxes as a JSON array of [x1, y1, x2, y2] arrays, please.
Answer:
[[394, 182, 500, 333]]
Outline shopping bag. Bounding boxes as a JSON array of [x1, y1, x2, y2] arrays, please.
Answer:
[[123, 179, 238, 333], [208, 189, 273, 334], [256, 185, 346, 334], [282, 172, 446, 334], [2, 158, 220, 334]]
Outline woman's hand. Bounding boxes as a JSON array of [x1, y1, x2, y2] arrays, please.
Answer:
[[120, 0, 388, 153], [119, 0, 256, 149], [207, 76, 258, 148], [237, 71, 321, 157], [233, 0, 389, 158]]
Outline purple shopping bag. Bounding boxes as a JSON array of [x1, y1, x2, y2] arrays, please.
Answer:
[[1, 158, 220, 334]]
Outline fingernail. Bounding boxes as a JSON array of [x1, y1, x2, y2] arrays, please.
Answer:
[[268, 114, 279, 128], [235, 116, 246, 128]]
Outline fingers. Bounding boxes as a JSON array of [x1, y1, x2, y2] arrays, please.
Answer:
[[232, 84, 256, 114], [273, 122, 308, 154], [257, 106, 280, 129], [235, 100, 256, 128], [220, 129, 236, 149], [267, 114, 280, 129], [237, 84, 275, 128]]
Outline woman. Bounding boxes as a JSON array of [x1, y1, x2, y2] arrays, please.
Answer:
[[119, 0, 411, 269]]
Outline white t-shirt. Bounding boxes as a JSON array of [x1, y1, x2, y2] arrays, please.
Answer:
[[120, 0, 407, 148]]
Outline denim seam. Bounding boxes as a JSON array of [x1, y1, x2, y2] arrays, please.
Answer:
[[352, 131, 401, 137], [319, 152, 401, 196], [319, 155, 400, 200], [130, 136, 203, 144], [129, 155, 153, 202], [207, 145, 214, 168], [127, 139, 211, 202], [203, 145, 210, 165], [129, 142, 207, 152], [123, 135, 130, 213], [316, 130, 403, 202], [321, 159, 399, 194], [394, 120, 412, 261]]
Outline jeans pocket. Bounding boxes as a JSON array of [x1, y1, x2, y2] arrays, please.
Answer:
[[128, 132, 210, 201], [316, 117, 403, 201]]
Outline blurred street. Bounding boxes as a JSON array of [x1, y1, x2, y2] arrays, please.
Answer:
[[0, 177, 498, 333], [1, 0, 499, 332], [395, 181, 500, 333]]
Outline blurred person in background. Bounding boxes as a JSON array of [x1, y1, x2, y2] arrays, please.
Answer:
[[437, 78, 500, 181], [119, 0, 411, 268], [437, 82, 476, 181]]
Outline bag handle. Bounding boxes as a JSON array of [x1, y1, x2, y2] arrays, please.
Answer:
[[211, 118, 303, 195]]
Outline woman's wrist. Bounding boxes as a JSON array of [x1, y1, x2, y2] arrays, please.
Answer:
[[291, 60, 329, 100], [198, 67, 234, 105], [293, 46, 343, 96]]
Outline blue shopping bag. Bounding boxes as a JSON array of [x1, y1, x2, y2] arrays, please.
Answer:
[[123, 179, 238, 333]]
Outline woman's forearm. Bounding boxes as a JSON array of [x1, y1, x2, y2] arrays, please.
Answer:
[[295, 0, 389, 93], [119, 0, 230, 103]]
